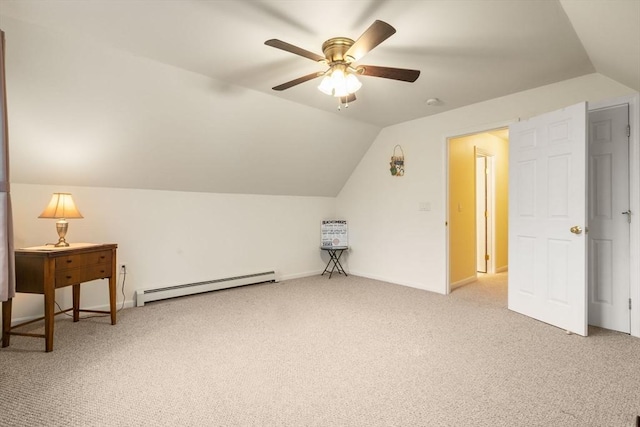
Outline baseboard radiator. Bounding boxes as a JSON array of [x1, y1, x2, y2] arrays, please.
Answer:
[[135, 271, 276, 307]]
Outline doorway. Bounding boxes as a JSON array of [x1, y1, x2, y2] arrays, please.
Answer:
[[587, 103, 631, 333], [507, 100, 635, 336], [447, 129, 509, 290], [476, 150, 495, 274], [446, 96, 638, 338]]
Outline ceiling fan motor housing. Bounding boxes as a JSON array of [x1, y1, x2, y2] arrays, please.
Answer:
[[321, 37, 355, 64]]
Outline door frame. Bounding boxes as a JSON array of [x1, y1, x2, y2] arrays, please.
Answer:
[[445, 119, 514, 294], [476, 148, 496, 274], [588, 94, 640, 338]]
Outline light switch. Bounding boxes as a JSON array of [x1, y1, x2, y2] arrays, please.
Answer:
[[419, 202, 431, 211]]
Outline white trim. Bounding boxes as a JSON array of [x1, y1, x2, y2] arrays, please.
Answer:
[[490, 156, 497, 273], [446, 119, 519, 140], [588, 93, 640, 339], [278, 270, 325, 281], [444, 133, 451, 294], [348, 271, 445, 294], [476, 150, 496, 274], [496, 265, 508, 273], [450, 275, 478, 290]]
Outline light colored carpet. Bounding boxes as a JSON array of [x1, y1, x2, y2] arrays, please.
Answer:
[[1, 273, 639, 426]]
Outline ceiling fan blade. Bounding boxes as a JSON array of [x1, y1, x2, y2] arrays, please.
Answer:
[[339, 93, 357, 104], [272, 72, 323, 91], [344, 20, 396, 62], [356, 65, 420, 82], [265, 39, 326, 62]]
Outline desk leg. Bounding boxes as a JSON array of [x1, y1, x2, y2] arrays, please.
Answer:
[[44, 284, 55, 352], [322, 251, 336, 277], [329, 251, 337, 278], [334, 250, 347, 277], [1, 298, 11, 348], [72, 284, 80, 322], [322, 258, 331, 276], [109, 276, 117, 325]]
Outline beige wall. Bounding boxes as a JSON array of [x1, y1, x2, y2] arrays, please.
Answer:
[[448, 132, 508, 285]]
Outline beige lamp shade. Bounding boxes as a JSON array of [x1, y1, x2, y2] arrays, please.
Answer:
[[39, 193, 84, 219]]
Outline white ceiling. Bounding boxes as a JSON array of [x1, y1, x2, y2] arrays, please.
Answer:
[[1, 0, 637, 128], [1, 0, 638, 198]]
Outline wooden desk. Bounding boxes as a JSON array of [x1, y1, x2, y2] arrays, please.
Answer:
[[2, 243, 117, 352]]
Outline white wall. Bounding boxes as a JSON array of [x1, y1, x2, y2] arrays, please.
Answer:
[[5, 183, 335, 325], [336, 73, 637, 295]]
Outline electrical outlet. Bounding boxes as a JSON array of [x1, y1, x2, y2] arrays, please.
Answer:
[[120, 264, 127, 273]]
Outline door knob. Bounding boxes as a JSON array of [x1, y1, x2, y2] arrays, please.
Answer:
[[570, 226, 582, 235]]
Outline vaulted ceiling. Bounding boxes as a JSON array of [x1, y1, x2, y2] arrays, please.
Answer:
[[1, 0, 638, 196]]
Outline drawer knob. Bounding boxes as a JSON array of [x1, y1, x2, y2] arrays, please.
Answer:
[[66, 260, 73, 263], [66, 275, 72, 279]]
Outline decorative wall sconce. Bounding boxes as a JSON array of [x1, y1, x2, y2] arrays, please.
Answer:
[[390, 145, 405, 177]]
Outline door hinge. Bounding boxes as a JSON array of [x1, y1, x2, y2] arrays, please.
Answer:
[[627, 125, 631, 138], [630, 298, 633, 310], [485, 254, 490, 261]]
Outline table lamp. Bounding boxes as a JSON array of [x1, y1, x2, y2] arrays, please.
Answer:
[[38, 193, 84, 247]]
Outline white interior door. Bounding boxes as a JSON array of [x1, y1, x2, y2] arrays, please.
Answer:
[[588, 104, 630, 333], [508, 102, 588, 336], [476, 155, 487, 273]]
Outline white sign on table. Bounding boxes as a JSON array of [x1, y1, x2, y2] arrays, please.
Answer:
[[321, 220, 348, 247]]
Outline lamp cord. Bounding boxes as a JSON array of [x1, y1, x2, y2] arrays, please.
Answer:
[[54, 267, 127, 320]]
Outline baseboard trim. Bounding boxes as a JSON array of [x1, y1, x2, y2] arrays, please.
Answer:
[[278, 270, 325, 281], [348, 270, 445, 294], [450, 275, 477, 290]]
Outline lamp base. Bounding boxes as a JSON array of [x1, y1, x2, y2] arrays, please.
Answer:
[[54, 238, 70, 247], [54, 219, 70, 247]]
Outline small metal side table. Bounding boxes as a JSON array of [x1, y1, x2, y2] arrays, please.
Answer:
[[320, 246, 348, 278]]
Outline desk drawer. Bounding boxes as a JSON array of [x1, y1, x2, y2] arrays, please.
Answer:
[[56, 250, 112, 270], [55, 263, 112, 287]]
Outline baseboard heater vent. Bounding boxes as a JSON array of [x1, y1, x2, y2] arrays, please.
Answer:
[[135, 271, 276, 307]]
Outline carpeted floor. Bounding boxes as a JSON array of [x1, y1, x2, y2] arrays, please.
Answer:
[[1, 273, 639, 426]]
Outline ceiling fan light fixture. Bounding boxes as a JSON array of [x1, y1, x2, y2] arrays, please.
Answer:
[[317, 66, 362, 97], [318, 75, 334, 95], [331, 67, 348, 97], [345, 73, 362, 94]]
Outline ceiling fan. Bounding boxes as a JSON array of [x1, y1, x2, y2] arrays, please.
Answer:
[[265, 20, 420, 108]]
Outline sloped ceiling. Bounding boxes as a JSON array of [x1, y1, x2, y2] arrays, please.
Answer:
[[560, 0, 640, 92], [0, 0, 638, 196]]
